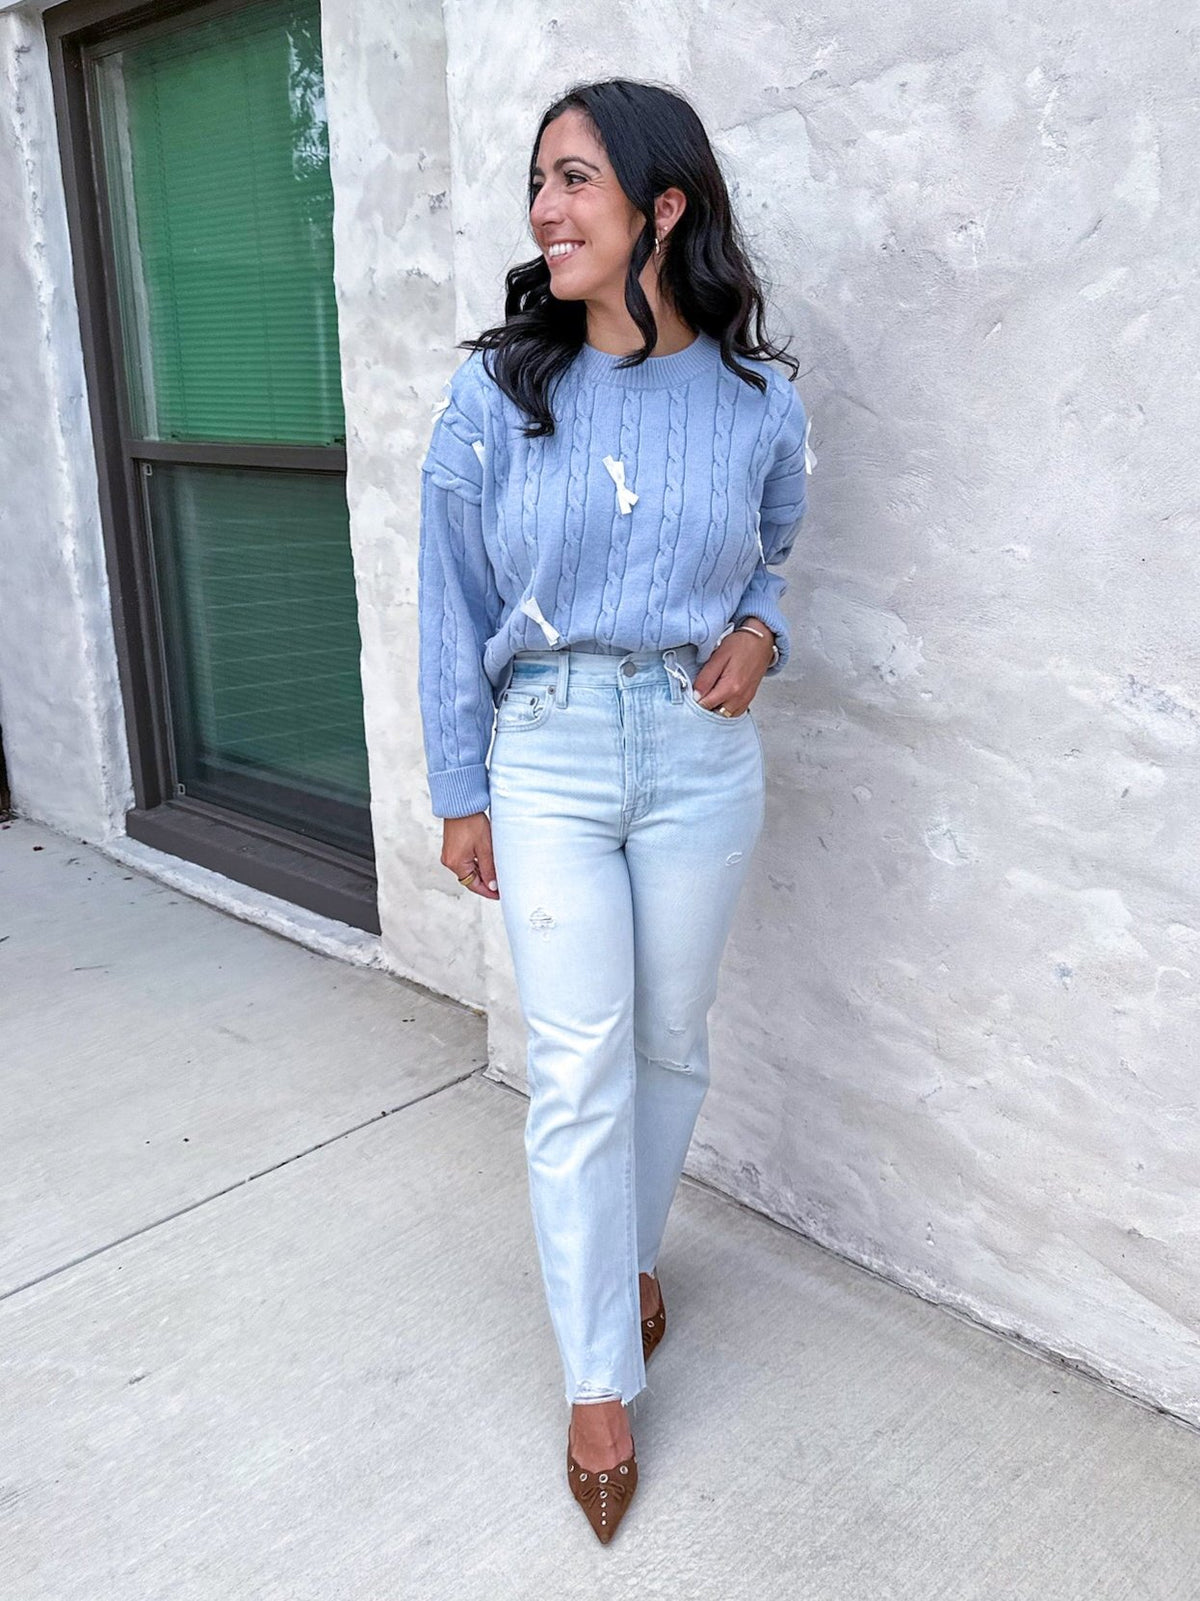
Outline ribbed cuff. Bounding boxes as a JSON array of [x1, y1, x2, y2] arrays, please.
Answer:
[[428, 762, 490, 819]]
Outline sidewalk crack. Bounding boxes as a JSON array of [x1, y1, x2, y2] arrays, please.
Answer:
[[1, 1064, 486, 1303]]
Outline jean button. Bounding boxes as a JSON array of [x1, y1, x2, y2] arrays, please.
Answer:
[[621, 661, 637, 678]]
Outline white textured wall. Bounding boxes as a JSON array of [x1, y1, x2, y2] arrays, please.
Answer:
[[0, 6, 134, 840], [2, 0, 1197, 1426], [321, 0, 489, 1005]]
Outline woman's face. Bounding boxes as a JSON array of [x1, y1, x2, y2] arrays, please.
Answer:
[[529, 109, 645, 305]]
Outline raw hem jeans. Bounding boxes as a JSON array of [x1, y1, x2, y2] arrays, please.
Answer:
[[487, 643, 766, 1409]]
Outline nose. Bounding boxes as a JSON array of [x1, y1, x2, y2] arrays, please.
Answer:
[[530, 184, 561, 240]]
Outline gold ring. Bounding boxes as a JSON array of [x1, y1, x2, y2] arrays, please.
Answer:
[[719, 707, 735, 717], [457, 868, 479, 885]]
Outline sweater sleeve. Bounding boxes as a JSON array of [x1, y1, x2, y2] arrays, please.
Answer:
[[733, 380, 811, 676], [417, 359, 502, 818]]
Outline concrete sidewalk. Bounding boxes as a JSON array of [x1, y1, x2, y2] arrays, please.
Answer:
[[2, 813, 1198, 1600]]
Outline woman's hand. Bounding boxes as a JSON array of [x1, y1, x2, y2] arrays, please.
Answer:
[[442, 813, 501, 900], [691, 621, 776, 716]]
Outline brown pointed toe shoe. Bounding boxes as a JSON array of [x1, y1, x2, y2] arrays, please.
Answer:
[[567, 1440, 638, 1543], [641, 1274, 666, 1363]]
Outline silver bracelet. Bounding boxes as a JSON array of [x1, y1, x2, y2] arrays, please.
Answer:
[[733, 621, 780, 668]]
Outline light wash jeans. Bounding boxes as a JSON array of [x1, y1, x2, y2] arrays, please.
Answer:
[[487, 642, 766, 1408]]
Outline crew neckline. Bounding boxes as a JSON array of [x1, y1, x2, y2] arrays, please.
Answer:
[[574, 330, 719, 390]]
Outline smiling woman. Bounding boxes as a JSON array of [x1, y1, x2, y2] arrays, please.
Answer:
[[415, 75, 811, 1544]]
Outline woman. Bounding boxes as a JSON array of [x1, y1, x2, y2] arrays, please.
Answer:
[[417, 77, 809, 1543]]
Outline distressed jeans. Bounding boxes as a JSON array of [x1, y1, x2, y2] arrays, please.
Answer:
[[487, 643, 766, 1408]]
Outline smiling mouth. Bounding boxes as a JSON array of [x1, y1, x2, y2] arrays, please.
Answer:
[[546, 241, 584, 264]]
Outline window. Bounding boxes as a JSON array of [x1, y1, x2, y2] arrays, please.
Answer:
[[47, 0, 377, 930]]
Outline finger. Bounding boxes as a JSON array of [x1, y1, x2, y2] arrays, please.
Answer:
[[694, 660, 738, 708], [709, 671, 753, 715], [450, 844, 499, 900], [475, 835, 500, 898], [691, 644, 732, 699], [691, 667, 723, 703]]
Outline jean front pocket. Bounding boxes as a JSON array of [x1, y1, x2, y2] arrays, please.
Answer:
[[678, 679, 754, 727], [494, 679, 557, 733], [681, 694, 755, 733]]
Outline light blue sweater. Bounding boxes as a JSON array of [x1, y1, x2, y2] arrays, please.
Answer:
[[417, 330, 811, 818]]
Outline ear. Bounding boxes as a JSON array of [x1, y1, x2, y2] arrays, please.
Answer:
[[654, 186, 687, 237]]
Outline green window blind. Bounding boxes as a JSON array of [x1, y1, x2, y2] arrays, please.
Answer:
[[147, 463, 369, 854], [96, 0, 345, 445]]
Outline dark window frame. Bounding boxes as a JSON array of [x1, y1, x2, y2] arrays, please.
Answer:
[[43, 0, 379, 934]]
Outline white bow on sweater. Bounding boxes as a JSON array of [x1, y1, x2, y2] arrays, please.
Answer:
[[602, 454, 639, 515]]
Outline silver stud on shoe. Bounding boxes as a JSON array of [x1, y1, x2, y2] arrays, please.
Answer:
[[567, 1440, 638, 1544], [641, 1274, 667, 1363]]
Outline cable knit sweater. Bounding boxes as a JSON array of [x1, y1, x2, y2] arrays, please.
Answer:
[[417, 330, 812, 818]]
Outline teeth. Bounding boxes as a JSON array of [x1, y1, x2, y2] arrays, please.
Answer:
[[548, 241, 583, 259]]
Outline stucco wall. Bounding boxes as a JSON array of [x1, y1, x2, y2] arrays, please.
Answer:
[[0, 6, 133, 840], [321, 0, 490, 1005], [1, 0, 1197, 1426]]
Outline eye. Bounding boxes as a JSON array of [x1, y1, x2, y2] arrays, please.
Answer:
[[530, 171, 587, 200]]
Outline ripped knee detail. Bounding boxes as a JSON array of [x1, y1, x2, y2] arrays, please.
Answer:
[[646, 1055, 694, 1074], [639, 1020, 699, 1074]]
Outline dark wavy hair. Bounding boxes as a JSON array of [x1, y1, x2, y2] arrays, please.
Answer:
[[458, 77, 800, 438]]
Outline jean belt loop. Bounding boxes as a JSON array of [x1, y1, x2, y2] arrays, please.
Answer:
[[662, 646, 684, 704], [556, 648, 571, 709]]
